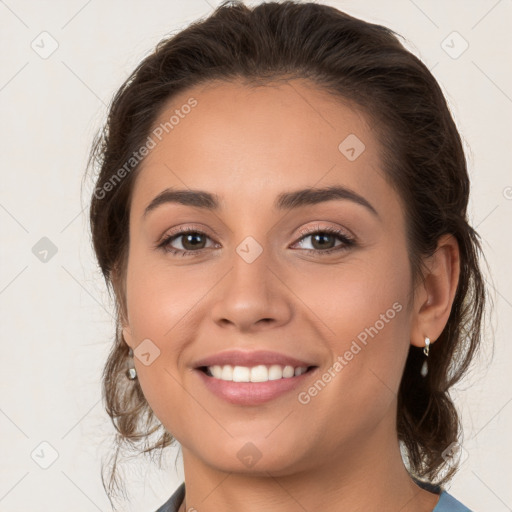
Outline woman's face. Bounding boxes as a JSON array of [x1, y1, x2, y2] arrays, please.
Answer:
[[121, 79, 418, 475]]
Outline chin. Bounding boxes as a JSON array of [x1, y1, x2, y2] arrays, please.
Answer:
[[198, 440, 308, 476]]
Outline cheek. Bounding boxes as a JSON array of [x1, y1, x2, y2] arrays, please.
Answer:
[[284, 254, 412, 444], [123, 247, 220, 426], [294, 244, 410, 340], [124, 258, 197, 435], [125, 243, 202, 344], [294, 246, 412, 394]]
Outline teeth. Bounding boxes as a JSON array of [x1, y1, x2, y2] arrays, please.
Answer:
[[207, 364, 309, 382]]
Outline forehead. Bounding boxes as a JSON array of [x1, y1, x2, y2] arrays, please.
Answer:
[[130, 79, 393, 218]]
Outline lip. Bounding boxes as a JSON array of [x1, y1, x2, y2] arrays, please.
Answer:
[[192, 349, 316, 369], [194, 365, 319, 405]]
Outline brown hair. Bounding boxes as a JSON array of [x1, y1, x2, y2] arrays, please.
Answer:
[[86, 0, 489, 505]]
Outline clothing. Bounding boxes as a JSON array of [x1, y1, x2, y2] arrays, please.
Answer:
[[155, 483, 184, 512], [155, 479, 473, 511], [415, 478, 473, 511]]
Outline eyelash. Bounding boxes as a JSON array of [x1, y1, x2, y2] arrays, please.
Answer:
[[157, 224, 356, 257]]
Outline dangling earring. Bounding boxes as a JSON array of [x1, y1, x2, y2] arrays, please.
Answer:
[[126, 346, 137, 380], [420, 336, 430, 377]]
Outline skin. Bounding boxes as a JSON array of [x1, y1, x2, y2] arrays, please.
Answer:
[[120, 79, 460, 512]]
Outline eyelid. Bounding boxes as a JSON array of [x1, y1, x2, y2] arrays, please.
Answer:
[[156, 223, 216, 246], [157, 222, 356, 255], [159, 222, 353, 242], [294, 223, 355, 241], [290, 223, 356, 252]]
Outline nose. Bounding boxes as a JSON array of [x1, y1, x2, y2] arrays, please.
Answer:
[[209, 248, 293, 333]]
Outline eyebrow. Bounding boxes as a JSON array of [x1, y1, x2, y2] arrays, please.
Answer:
[[143, 185, 379, 219]]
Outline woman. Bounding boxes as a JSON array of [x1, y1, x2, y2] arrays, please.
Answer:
[[87, 1, 487, 510]]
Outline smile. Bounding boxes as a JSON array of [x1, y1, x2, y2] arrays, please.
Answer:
[[195, 364, 318, 405]]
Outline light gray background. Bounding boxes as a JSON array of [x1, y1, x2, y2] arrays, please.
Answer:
[[1, 0, 511, 511]]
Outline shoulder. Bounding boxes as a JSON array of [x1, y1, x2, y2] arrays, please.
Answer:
[[413, 477, 473, 512], [434, 490, 474, 512], [154, 482, 185, 512]]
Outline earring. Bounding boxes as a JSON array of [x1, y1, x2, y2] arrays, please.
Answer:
[[126, 346, 137, 380], [420, 337, 430, 377]]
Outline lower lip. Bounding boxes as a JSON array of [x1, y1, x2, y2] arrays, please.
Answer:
[[194, 367, 318, 406]]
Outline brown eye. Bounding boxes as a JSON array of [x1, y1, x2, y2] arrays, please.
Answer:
[[293, 225, 356, 255], [158, 227, 216, 256], [176, 232, 208, 251], [304, 232, 338, 250]]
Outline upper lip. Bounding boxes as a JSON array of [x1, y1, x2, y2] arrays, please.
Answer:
[[192, 349, 317, 369]]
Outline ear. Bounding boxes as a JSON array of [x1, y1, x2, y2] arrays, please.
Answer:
[[410, 233, 460, 349], [119, 303, 135, 350], [122, 325, 135, 350], [111, 263, 134, 349]]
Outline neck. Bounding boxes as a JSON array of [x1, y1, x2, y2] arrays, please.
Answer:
[[177, 415, 439, 512]]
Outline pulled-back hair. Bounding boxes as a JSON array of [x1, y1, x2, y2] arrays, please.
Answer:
[[86, 0, 488, 505]]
